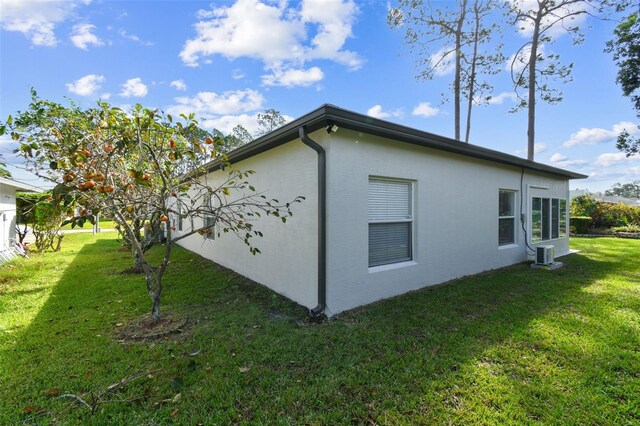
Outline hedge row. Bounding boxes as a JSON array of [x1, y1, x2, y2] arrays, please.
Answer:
[[570, 216, 592, 234], [571, 195, 640, 229]]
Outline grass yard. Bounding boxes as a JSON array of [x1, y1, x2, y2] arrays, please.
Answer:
[[1, 234, 639, 424], [60, 219, 119, 231]]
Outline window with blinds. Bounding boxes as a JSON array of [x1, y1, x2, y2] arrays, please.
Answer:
[[498, 190, 516, 246], [368, 177, 413, 267]]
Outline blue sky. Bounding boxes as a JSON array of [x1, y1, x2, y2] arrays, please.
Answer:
[[1, 0, 638, 192]]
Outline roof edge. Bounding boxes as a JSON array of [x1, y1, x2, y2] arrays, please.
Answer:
[[0, 176, 41, 192], [200, 104, 587, 180]]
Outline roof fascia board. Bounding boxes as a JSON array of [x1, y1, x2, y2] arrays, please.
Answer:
[[198, 104, 587, 180], [322, 105, 587, 180]]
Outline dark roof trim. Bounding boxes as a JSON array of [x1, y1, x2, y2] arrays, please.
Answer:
[[203, 104, 587, 180]]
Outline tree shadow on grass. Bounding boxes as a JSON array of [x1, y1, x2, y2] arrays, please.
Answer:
[[2, 236, 639, 425]]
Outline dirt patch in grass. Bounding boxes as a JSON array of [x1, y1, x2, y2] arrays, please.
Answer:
[[117, 313, 190, 342]]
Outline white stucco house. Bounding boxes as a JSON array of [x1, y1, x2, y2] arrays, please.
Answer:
[[0, 176, 39, 251], [175, 105, 586, 317]]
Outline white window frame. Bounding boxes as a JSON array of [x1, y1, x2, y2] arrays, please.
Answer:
[[203, 214, 216, 240], [498, 190, 517, 246], [531, 196, 568, 243], [368, 176, 414, 268]]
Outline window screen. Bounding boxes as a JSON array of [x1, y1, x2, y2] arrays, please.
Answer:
[[368, 178, 412, 267], [498, 190, 516, 246]]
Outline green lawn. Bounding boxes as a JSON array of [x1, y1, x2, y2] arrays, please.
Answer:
[[1, 235, 638, 424], [60, 219, 119, 231]]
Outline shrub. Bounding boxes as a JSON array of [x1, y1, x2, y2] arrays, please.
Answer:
[[33, 200, 66, 252], [570, 216, 593, 234], [571, 195, 597, 217], [611, 224, 640, 233], [571, 196, 640, 230]]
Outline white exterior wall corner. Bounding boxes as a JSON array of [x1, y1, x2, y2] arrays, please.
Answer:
[[324, 129, 573, 315], [175, 137, 322, 309], [0, 184, 19, 249]]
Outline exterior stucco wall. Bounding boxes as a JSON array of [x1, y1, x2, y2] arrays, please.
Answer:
[[324, 130, 571, 315], [0, 184, 18, 249], [175, 138, 321, 309]]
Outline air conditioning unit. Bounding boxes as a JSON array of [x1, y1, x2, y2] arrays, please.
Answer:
[[536, 245, 554, 265]]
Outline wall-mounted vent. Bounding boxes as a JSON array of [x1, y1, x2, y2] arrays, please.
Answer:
[[536, 245, 554, 265]]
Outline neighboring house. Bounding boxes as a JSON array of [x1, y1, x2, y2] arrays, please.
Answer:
[[0, 176, 39, 250], [570, 190, 640, 207], [175, 105, 586, 317], [598, 195, 640, 206]]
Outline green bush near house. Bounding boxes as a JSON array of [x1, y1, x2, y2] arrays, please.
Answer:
[[571, 195, 640, 230], [611, 224, 640, 233], [570, 216, 593, 234]]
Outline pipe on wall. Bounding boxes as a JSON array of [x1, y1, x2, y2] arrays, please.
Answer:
[[298, 127, 326, 317]]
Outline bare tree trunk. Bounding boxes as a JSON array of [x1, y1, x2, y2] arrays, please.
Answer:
[[454, 0, 468, 141], [16, 224, 29, 244], [140, 230, 173, 322], [527, 5, 543, 161], [53, 233, 64, 252], [145, 269, 162, 322], [465, 0, 481, 143]]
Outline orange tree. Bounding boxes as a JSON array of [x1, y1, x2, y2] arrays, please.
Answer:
[[3, 92, 303, 321]]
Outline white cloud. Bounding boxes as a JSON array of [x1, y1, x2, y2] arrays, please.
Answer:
[[548, 152, 587, 168], [595, 152, 640, 167], [120, 78, 148, 98], [232, 69, 246, 80], [70, 23, 103, 50], [179, 0, 361, 86], [166, 89, 265, 118], [509, 0, 591, 39], [0, 0, 84, 46], [559, 159, 588, 168], [170, 79, 187, 91], [117, 29, 153, 46], [563, 121, 639, 148], [412, 102, 440, 118], [367, 104, 403, 120], [506, 44, 546, 74], [587, 166, 640, 184], [534, 143, 547, 154], [299, 0, 361, 68], [201, 112, 294, 135], [429, 48, 455, 77], [484, 91, 518, 105], [261, 66, 324, 87], [66, 74, 105, 96], [164, 89, 297, 136]]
